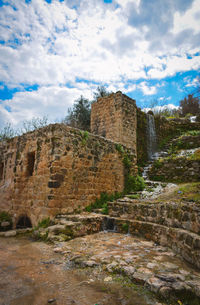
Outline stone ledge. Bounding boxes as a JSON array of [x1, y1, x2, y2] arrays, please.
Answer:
[[108, 200, 200, 235], [110, 217, 200, 269]]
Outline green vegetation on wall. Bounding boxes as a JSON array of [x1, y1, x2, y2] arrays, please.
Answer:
[[137, 109, 148, 166], [0, 211, 12, 231], [124, 175, 146, 193], [85, 192, 122, 213], [115, 142, 145, 193]]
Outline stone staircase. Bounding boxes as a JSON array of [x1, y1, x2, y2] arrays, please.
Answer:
[[35, 213, 105, 242], [36, 198, 200, 303], [30, 193, 200, 302], [37, 196, 200, 270], [106, 198, 200, 269]]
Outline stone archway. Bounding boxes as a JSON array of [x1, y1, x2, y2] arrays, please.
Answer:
[[16, 215, 32, 229]]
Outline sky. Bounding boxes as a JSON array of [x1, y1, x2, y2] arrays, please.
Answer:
[[0, 0, 200, 128]]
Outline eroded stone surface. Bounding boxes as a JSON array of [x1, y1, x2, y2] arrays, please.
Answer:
[[55, 232, 200, 303]]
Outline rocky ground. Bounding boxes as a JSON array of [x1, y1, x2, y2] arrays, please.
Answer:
[[1, 133, 200, 305], [0, 237, 164, 305], [53, 231, 200, 305]]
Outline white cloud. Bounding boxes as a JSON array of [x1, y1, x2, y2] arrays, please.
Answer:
[[143, 104, 179, 113], [185, 76, 199, 87], [0, 0, 199, 128], [0, 0, 199, 87], [173, 0, 200, 35], [138, 82, 157, 95], [0, 85, 94, 128]]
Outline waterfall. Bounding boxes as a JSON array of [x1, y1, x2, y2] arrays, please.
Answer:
[[147, 114, 157, 160]]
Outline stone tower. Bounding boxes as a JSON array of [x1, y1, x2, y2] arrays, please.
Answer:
[[91, 91, 137, 152]]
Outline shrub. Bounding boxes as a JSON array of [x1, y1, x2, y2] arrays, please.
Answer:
[[123, 154, 131, 169], [184, 130, 200, 136], [85, 192, 123, 212], [93, 86, 111, 101], [102, 203, 109, 215], [81, 130, 89, 145], [153, 159, 162, 169], [115, 143, 124, 153], [122, 223, 129, 233], [125, 175, 145, 193], [37, 217, 51, 228], [0, 211, 12, 231], [0, 211, 12, 223]]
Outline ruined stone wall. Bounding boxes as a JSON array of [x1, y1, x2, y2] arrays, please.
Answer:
[[0, 124, 136, 227], [91, 91, 137, 151]]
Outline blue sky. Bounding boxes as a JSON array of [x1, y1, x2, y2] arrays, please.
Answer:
[[0, 0, 200, 128]]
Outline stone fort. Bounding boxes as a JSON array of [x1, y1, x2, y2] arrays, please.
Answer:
[[0, 91, 140, 228]]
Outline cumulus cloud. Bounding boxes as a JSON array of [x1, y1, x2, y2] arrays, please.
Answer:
[[143, 104, 179, 113], [0, 84, 94, 128], [127, 0, 195, 37], [184, 76, 199, 87], [138, 82, 157, 95], [0, 0, 199, 128]]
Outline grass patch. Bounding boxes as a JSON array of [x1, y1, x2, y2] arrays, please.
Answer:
[[157, 182, 200, 203], [182, 130, 200, 137], [126, 194, 140, 199], [123, 154, 132, 169], [0, 211, 12, 231], [177, 183, 200, 203], [85, 192, 123, 212], [102, 203, 109, 215], [115, 143, 125, 154], [153, 159, 163, 169], [122, 223, 129, 233], [150, 175, 165, 182], [36, 217, 52, 229], [81, 130, 89, 145], [0, 211, 12, 223], [188, 149, 200, 160]]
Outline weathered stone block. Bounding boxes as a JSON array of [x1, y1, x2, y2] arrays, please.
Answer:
[[48, 181, 61, 188]]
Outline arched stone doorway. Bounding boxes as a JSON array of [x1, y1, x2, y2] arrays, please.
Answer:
[[16, 215, 32, 229]]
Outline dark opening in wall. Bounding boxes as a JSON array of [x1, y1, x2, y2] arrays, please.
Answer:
[[102, 217, 116, 232], [27, 152, 35, 176], [16, 215, 32, 229], [0, 162, 3, 181]]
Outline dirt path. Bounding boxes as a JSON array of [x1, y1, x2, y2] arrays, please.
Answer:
[[0, 237, 157, 305]]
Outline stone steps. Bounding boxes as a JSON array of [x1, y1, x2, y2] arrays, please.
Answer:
[[107, 200, 200, 236], [29, 203, 200, 301], [41, 213, 105, 242], [39, 205, 200, 269]]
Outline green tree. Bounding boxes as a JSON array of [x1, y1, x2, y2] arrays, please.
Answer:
[[93, 85, 111, 101], [180, 94, 200, 116], [64, 96, 91, 131]]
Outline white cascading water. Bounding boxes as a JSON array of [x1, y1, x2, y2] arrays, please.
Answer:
[[142, 113, 177, 199], [147, 114, 157, 160]]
